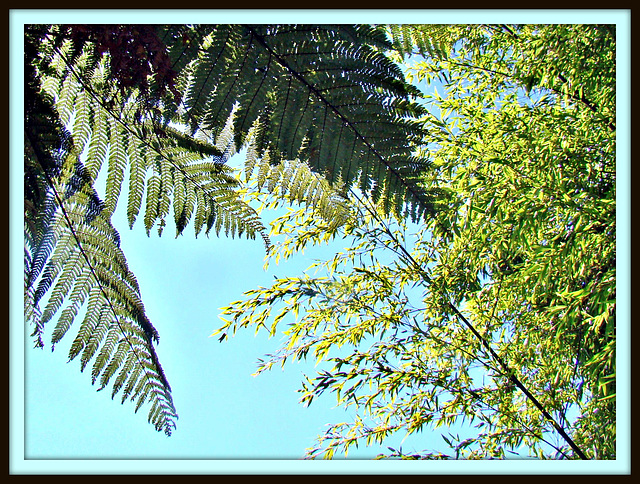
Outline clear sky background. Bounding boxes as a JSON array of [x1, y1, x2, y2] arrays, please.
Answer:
[[11, 9, 630, 475], [24, 174, 378, 460]]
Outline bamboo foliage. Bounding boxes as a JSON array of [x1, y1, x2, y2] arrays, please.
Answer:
[[216, 24, 617, 459]]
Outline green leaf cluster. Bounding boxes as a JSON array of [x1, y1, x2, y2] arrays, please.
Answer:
[[219, 24, 616, 459]]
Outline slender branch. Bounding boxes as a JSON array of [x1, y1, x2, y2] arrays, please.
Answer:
[[347, 188, 588, 460]]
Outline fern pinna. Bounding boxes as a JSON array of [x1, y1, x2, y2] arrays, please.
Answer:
[[25, 24, 438, 434]]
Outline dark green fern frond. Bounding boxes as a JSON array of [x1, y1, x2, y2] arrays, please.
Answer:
[[166, 24, 437, 223]]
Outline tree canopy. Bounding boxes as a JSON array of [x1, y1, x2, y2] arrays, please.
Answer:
[[24, 23, 616, 459]]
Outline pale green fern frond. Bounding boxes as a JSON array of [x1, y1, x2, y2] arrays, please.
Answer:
[[244, 138, 354, 231], [25, 30, 178, 434], [38, 31, 268, 244], [387, 24, 452, 60], [24, 150, 179, 435]]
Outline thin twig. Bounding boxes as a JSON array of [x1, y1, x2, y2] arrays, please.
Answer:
[[347, 188, 588, 459]]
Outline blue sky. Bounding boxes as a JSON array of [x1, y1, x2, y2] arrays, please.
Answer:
[[23, 190, 366, 460], [11, 9, 630, 475]]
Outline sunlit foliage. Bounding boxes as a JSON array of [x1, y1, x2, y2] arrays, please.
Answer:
[[219, 24, 616, 459]]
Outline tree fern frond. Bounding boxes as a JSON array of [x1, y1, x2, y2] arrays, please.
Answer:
[[39, 39, 269, 243], [26, 181, 179, 434], [165, 24, 438, 223], [25, 37, 178, 433]]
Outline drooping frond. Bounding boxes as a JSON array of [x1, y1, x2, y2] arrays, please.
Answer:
[[243, 131, 354, 231], [25, 171, 179, 435], [37, 28, 268, 242], [24, 65, 178, 434], [163, 24, 439, 223]]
